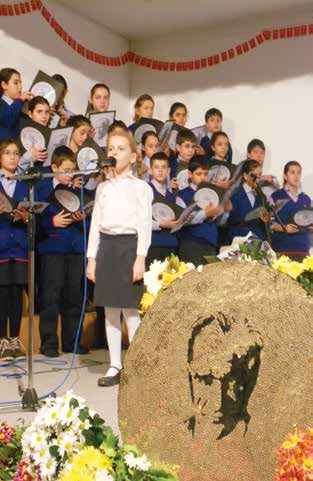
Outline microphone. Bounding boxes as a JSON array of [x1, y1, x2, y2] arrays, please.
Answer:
[[97, 156, 116, 168]]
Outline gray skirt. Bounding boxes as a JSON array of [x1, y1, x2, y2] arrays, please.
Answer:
[[94, 233, 143, 309]]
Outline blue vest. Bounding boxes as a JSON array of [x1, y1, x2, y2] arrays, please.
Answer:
[[271, 188, 311, 253], [0, 98, 24, 141], [149, 182, 178, 248], [35, 178, 85, 255], [0, 180, 29, 261], [176, 186, 218, 246], [200, 135, 233, 163], [227, 186, 267, 241]]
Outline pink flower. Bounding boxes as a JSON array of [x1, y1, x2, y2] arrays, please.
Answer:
[[0, 422, 16, 443]]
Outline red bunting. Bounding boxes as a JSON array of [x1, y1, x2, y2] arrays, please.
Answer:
[[0, 3, 312, 71]]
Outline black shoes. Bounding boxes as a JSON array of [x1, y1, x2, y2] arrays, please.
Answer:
[[63, 345, 90, 355], [40, 347, 60, 358], [10, 337, 26, 360], [98, 366, 121, 387]]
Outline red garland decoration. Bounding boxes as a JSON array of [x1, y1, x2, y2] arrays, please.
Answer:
[[0, 1, 313, 71]]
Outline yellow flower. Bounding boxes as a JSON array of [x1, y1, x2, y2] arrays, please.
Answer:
[[141, 292, 157, 312], [284, 261, 305, 280], [60, 447, 112, 481], [303, 256, 313, 272]]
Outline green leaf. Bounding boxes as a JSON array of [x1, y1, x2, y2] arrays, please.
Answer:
[[78, 406, 89, 422], [100, 429, 118, 456], [69, 397, 79, 409], [122, 444, 142, 456], [203, 255, 221, 264], [91, 413, 105, 427], [49, 444, 59, 459], [144, 469, 178, 481]]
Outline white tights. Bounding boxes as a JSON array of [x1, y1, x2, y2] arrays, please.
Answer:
[[104, 307, 140, 377]]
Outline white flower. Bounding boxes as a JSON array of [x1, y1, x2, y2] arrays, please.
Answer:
[[95, 470, 114, 481], [135, 454, 151, 471], [57, 431, 78, 457], [124, 452, 151, 472], [144, 259, 168, 295], [38, 456, 58, 481], [197, 265, 203, 273], [186, 262, 195, 271], [57, 406, 80, 426]]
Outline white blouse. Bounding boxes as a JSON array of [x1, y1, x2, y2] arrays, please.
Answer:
[[87, 172, 153, 258]]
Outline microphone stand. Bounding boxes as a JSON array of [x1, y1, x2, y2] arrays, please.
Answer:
[[253, 181, 286, 246], [8, 160, 114, 410]]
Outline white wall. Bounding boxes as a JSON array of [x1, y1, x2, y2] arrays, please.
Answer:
[[0, 0, 130, 119], [130, 10, 313, 197]]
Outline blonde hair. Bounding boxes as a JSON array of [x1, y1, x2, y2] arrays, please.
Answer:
[[107, 132, 137, 154]]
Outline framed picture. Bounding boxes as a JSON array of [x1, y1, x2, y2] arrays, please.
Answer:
[[18, 116, 50, 155], [193, 182, 224, 211], [191, 125, 206, 144], [158, 121, 183, 151], [133, 117, 164, 146], [290, 208, 313, 232], [29, 70, 64, 107], [89, 110, 116, 148], [45, 126, 74, 166]]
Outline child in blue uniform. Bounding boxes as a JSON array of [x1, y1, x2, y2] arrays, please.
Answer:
[[128, 94, 154, 134], [170, 128, 197, 191], [271, 161, 312, 260], [19, 96, 51, 171], [0, 68, 32, 141], [36, 146, 89, 357], [146, 152, 178, 267], [140, 131, 159, 182], [0, 139, 29, 361], [227, 160, 268, 242], [176, 158, 220, 266], [168, 102, 188, 127], [200, 108, 233, 163]]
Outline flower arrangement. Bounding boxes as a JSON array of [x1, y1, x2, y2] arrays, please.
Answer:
[[141, 255, 195, 312], [0, 421, 26, 481], [10, 391, 177, 481], [276, 427, 313, 480], [271, 255, 313, 294]]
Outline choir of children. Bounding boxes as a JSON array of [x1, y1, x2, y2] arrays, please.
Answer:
[[0, 66, 312, 378]]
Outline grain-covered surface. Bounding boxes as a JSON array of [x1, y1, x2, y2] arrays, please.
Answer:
[[119, 262, 313, 481]]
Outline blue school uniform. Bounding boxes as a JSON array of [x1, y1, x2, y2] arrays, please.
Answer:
[[128, 122, 137, 134], [149, 181, 178, 249], [0, 96, 24, 141], [227, 183, 267, 241], [0, 175, 29, 261], [35, 178, 85, 255], [200, 134, 233, 163], [271, 187, 311, 254], [176, 185, 218, 246]]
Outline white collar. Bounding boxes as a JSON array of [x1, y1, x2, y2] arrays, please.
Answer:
[[190, 183, 197, 191], [53, 178, 60, 189], [243, 182, 254, 195], [151, 179, 167, 193], [285, 184, 302, 196], [2, 95, 14, 105]]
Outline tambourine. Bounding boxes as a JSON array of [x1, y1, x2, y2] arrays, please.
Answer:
[[291, 208, 313, 232], [207, 161, 236, 184], [52, 185, 81, 214], [259, 180, 277, 200], [244, 206, 266, 222], [133, 118, 164, 145], [193, 183, 223, 210]]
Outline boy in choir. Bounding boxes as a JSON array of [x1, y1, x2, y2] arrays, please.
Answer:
[[0, 68, 32, 141], [36, 146, 89, 357], [226, 160, 268, 242], [146, 152, 179, 268], [170, 128, 198, 190], [176, 158, 220, 266], [247, 138, 280, 191], [200, 108, 233, 163]]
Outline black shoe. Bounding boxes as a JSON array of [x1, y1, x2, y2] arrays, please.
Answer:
[[63, 345, 89, 355], [98, 366, 121, 387], [41, 348, 60, 358]]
